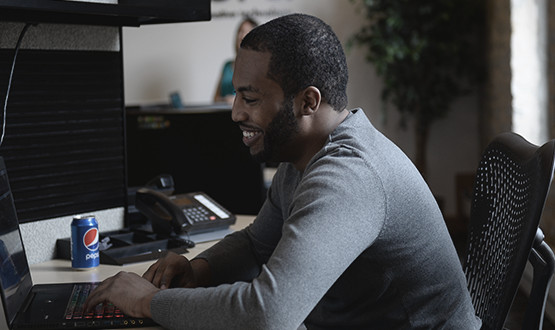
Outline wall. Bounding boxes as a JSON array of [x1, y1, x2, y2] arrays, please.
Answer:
[[122, 0, 481, 221], [0, 0, 482, 263]]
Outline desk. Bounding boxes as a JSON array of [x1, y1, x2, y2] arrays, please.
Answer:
[[31, 215, 254, 285], [28, 215, 254, 329]]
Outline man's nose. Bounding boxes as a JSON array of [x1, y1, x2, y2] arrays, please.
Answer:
[[231, 101, 248, 123]]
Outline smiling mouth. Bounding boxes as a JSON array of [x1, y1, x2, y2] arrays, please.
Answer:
[[243, 131, 256, 139], [241, 129, 262, 147]]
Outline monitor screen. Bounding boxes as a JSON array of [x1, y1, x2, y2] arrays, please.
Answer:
[[0, 157, 33, 326]]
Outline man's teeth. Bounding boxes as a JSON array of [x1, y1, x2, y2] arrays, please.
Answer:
[[243, 131, 256, 138]]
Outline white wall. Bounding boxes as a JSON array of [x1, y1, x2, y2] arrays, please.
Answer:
[[122, 0, 481, 219], [511, 0, 549, 146], [122, 0, 378, 110]]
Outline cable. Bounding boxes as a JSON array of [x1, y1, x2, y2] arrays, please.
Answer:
[[1, 23, 34, 148]]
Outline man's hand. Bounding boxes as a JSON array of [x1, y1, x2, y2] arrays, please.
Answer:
[[143, 251, 196, 289], [84, 271, 159, 318]]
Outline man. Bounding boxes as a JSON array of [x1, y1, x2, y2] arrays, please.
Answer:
[[85, 14, 481, 329]]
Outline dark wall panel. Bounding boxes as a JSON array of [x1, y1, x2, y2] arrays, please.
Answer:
[[0, 50, 126, 222]]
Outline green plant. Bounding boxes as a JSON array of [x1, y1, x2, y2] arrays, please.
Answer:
[[350, 0, 484, 178]]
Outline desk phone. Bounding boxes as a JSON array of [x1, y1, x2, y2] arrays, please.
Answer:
[[135, 188, 236, 236]]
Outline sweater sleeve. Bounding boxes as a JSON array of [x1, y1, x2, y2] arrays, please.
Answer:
[[194, 173, 287, 285], [150, 151, 383, 330]]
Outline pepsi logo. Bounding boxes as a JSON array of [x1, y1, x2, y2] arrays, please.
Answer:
[[82, 228, 99, 251]]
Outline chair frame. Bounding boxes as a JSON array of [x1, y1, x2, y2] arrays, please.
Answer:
[[524, 229, 555, 329], [463, 132, 555, 330]]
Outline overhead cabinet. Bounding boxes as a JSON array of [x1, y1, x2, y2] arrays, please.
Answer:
[[0, 0, 211, 26]]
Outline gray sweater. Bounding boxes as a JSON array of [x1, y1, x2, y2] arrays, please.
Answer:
[[151, 109, 481, 329]]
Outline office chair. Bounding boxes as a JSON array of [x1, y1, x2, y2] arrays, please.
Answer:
[[462, 132, 555, 330]]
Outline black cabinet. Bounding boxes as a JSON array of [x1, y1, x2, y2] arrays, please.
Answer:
[[126, 105, 265, 215]]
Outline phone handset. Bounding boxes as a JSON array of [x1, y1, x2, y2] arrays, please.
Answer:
[[134, 187, 191, 237]]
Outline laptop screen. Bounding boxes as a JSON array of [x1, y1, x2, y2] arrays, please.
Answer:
[[0, 157, 33, 326]]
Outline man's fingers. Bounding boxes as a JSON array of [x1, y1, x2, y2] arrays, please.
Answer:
[[144, 261, 170, 288], [84, 276, 112, 312], [81, 271, 158, 319], [151, 265, 167, 288], [142, 252, 189, 288], [142, 260, 161, 282]]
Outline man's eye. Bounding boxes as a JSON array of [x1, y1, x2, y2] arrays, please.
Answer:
[[243, 98, 257, 104]]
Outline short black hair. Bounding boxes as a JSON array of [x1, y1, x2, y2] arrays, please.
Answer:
[[240, 14, 348, 111]]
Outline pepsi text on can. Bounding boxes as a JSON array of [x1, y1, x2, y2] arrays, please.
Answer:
[[71, 215, 99, 269]]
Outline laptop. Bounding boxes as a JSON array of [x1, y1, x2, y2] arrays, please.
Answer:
[[0, 156, 157, 329]]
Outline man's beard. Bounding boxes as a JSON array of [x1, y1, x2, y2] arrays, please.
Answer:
[[252, 98, 298, 163]]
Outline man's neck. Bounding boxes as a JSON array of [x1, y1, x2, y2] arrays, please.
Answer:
[[292, 107, 349, 171]]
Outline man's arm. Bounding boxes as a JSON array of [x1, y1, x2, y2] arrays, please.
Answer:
[[84, 253, 212, 316], [148, 157, 382, 329]]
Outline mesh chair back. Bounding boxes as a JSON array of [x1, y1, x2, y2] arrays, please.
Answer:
[[463, 132, 555, 330]]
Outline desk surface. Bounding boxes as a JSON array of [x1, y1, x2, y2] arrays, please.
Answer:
[[30, 215, 254, 285]]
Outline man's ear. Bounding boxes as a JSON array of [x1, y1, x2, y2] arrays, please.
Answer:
[[299, 86, 321, 116]]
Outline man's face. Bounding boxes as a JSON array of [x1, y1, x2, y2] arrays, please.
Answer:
[[231, 49, 299, 163]]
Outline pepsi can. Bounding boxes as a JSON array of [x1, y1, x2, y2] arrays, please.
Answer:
[[71, 215, 99, 269]]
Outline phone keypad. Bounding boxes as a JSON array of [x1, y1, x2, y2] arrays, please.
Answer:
[[183, 206, 217, 223]]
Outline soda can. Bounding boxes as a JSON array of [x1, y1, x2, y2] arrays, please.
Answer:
[[71, 215, 99, 269]]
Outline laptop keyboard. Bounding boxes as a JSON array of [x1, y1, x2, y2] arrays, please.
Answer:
[[64, 283, 124, 320], [61, 283, 154, 328]]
